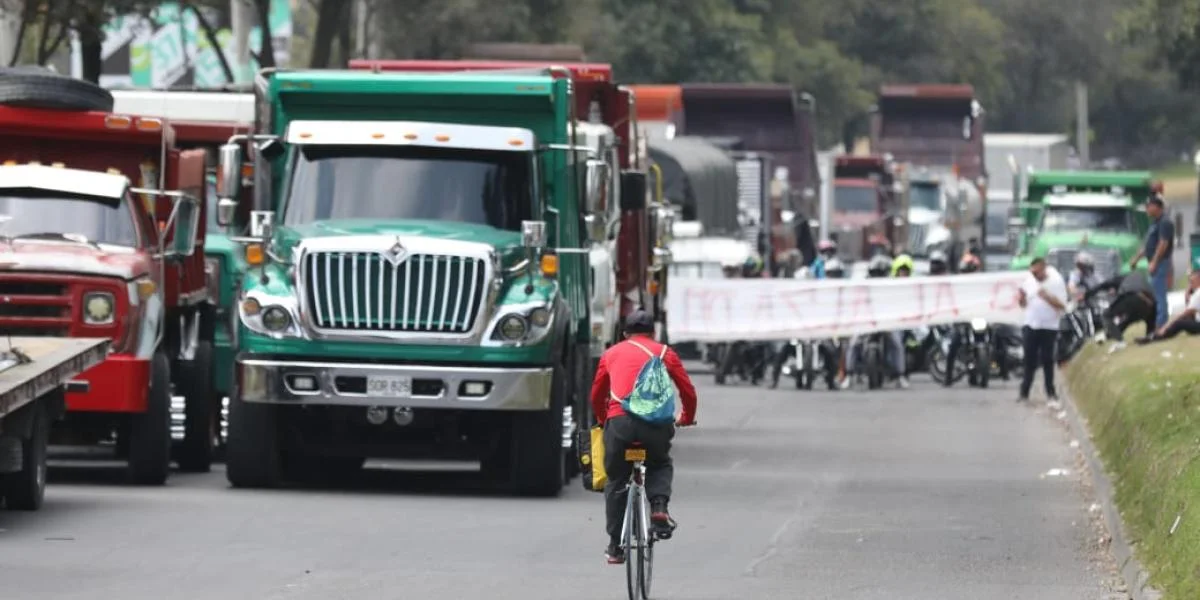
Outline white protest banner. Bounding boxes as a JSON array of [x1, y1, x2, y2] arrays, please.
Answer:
[[667, 272, 1028, 342]]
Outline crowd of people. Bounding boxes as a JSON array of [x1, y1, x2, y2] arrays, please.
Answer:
[[714, 218, 1200, 398]]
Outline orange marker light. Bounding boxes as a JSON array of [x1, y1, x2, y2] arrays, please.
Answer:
[[298, 132, 312, 139], [371, 132, 385, 139], [540, 254, 559, 277], [435, 134, 450, 142], [136, 118, 163, 132], [104, 115, 132, 129], [245, 243, 265, 266], [403, 133, 418, 140], [508, 138, 525, 147]]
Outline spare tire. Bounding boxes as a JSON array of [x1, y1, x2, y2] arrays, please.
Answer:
[[0, 67, 113, 112]]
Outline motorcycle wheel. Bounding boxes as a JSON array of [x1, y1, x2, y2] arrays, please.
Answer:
[[976, 344, 990, 388], [866, 347, 884, 390], [802, 346, 815, 390]]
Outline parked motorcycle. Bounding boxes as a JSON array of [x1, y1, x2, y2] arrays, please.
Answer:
[[848, 332, 892, 390], [1058, 295, 1110, 363], [964, 318, 991, 388], [773, 339, 839, 390], [715, 341, 771, 386]]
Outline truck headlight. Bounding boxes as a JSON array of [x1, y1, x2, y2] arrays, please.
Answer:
[[529, 307, 551, 328], [83, 292, 115, 324], [261, 306, 292, 332], [498, 315, 528, 340], [971, 318, 988, 333]]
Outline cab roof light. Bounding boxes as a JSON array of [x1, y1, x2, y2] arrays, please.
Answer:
[[51, 162, 64, 168], [508, 138, 525, 147], [2, 160, 15, 166], [298, 132, 312, 139], [403, 132, 418, 140], [435, 134, 451, 142], [371, 132, 385, 139], [135, 117, 163, 132], [105, 115, 133, 129]]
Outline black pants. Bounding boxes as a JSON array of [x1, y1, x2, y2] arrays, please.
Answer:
[[603, 415, 675, 544], [1154, 319, 1200, 341], [1020, 327, 1057, 399], [1103, 292, 1156, 342]]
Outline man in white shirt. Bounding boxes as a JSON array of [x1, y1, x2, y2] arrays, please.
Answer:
[[1016, 258, 1068, 402], [1138, 270, 1200, 344]]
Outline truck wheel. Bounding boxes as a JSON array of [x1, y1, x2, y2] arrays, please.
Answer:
[[225, 391, 282, 489], [176, 341, 216, 472], [0, 67, 114, 111], [128, 351, 172, 485], [510, 364, 568, 497], [2, 402, 49, 510]]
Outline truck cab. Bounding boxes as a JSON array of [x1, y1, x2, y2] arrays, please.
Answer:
[[831, 155, 898, 260], [1009, 171, 1155, 278], [215, 69, 594, 496]]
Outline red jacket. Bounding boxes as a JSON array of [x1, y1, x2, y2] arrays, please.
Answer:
[[590, 335, 698, 425]]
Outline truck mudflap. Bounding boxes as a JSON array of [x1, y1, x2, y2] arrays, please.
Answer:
[[0, 338, 109, 421], [236, 357, 554, 411]]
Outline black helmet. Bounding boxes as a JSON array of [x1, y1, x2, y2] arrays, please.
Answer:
[[867, 255, 891, 277], [929, 250, 948, 275], [624, 309, 655, 335]]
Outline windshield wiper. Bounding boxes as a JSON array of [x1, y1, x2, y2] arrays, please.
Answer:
[[11, 232, 103, 250]]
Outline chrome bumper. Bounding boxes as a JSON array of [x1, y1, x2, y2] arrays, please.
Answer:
[[236, 358, 554, 411]]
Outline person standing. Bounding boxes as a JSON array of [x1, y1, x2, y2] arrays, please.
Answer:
[[1129, 195, 1174, 328], [1016, 258, 1068, 402]]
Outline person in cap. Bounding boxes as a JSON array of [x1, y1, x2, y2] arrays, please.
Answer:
[[590, 309, 698, 565]]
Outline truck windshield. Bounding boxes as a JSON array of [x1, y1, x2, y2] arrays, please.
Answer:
[[909, 184, 941, 211], [1040, 206, 1132, 233], [282, 145, 534, 230], [833, 186, 876, 213], [0, 194, 139, 247]]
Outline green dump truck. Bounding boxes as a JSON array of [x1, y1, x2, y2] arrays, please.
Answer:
[[1009, 171, 1157, 278], [213, 69, 605, 496]]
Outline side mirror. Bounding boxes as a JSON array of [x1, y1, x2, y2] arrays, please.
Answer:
[[583, 213, 605, 243], [216, 198, 238, 228], [521, 220, 547, 249], [171, 197, 200, 257], [216, 143, 243, 200], [257, 138, 285, 161], [619, 171, 647, 211]]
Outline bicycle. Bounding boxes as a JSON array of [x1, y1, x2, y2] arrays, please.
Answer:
[[620, 423, 693, 600]]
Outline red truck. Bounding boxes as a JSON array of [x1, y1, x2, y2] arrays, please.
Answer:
[[832, 155, 899, 259], [0, 77, 210, 484], [675, 84, 819, 271], [870, 84, 987, 264], [348, 58, 664, 342]]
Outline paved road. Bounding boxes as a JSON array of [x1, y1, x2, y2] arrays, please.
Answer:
[[1, 376, 1117, 600]]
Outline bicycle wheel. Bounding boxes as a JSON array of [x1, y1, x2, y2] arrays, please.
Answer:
[[638, 491, 654, 598], [625, 486, 640, 600]]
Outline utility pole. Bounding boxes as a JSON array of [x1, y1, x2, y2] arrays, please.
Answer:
[[230, 0, 253, 82], [0, 2, 20, 67], [1075, 82, 1090, 168]]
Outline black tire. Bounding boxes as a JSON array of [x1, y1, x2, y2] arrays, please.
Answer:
[[625, 495, 639, 600], [866, 347, 884, 390], [128, 351, 172, 485], [510, 363, 568, 497], [0, 67, 113, 111], [225, 390, 282, 489], [976, 344, 990, 389], [802, 346, 815, 390], [2, 402, 49, 510], [176, 341, 216, 472], [639, 536, 655, 600], [715, 344, 737, 386]]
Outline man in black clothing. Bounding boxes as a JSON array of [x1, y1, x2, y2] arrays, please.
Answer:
[[1138, 270, 1200, 344], [1084, 270, 1157, 343]]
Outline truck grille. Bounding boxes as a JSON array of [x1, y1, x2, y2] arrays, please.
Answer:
[[1047, 248, 1120, 281], [302, 251, 488, 334], [0, 278, 72, 336], [908, 223, 929, 253]]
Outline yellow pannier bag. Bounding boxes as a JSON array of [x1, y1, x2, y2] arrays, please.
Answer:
[[578, 425, 606, 492]]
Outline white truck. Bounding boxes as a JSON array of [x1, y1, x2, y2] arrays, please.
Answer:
[[0, 338, 108, 510], [983, 133, 1070, 267]]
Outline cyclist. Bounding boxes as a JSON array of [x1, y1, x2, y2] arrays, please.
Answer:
[[1067, 252, 1103, 301], [811, 239, 838, 278], [840, 255, 909, 389], [590, 309, 698, 565]]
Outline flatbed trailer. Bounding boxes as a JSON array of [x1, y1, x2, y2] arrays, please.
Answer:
[[0, 337, 109, 511]]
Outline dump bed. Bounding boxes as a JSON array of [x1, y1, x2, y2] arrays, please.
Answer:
[[677, 84, 819, 212], [0, 338, 108, 420], [870, 84, 985, 182]]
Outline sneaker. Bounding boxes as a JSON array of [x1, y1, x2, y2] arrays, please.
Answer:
[[605, 543, 625, 565], [897, 376, 910, 389], [650, 498, 676, 539], [839, 376, 852, 390]]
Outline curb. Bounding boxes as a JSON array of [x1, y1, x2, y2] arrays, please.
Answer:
[[1060, 381, 1162, 600]]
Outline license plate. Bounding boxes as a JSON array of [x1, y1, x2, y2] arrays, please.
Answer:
[[366, 375, 412, 398], [624, 448, 647, 462]]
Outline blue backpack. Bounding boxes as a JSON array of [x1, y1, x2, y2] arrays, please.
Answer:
[[612, 341, 677, 424]]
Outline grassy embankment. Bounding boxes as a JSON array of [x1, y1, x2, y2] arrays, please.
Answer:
[[1066, 331, 1200, 600], [1153, 163, 1196, 205]]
